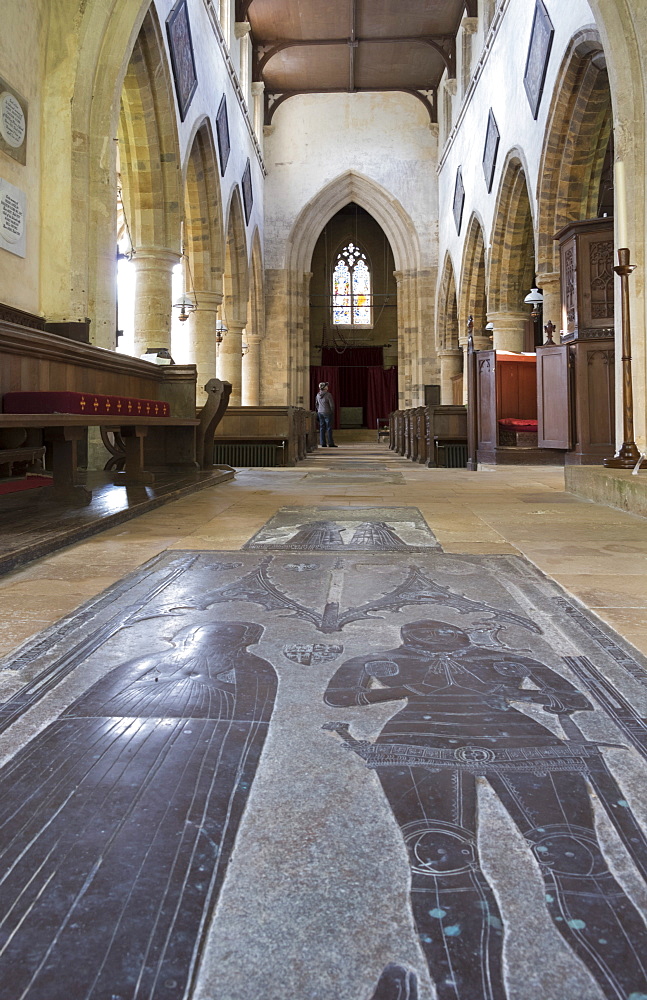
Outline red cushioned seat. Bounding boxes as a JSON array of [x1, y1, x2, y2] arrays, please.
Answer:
[[498, 417, 538, 433], [2, 391, 170, 417]]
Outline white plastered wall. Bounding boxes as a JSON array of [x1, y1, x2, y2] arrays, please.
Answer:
[[263, 91, 439, 407]]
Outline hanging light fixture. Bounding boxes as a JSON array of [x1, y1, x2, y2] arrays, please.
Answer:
[[173, 223, 199, 321], [241, 340, 249, 356], [524, 286, 544, 318], [215, 317, 228, 345]]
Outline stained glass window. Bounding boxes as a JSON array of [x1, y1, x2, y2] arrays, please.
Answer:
[[332, 243, 372, 326]]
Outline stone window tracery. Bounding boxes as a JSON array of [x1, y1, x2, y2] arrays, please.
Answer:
[[332, 242, 372, 327]]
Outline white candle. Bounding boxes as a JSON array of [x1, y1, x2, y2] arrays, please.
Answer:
[[615, 160, 628, 248]]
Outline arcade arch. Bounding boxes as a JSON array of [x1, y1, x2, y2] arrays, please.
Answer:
[[436, 254, 461, 405], [183, 121, 225, 401], [243, 229, 265, 406], [220, 187, 249, 405], [488, 155, 536, 352], [118, 8, 182, 357]]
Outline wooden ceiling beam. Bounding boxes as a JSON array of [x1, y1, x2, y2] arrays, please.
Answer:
[[265, 87, 438, 126], [255, 34, 456, 77]]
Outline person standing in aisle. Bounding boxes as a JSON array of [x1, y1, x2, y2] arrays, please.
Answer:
[[316, 381, 338, 447]]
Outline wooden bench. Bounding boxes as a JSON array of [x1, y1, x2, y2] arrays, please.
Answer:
[[0, 379, 231, 503]]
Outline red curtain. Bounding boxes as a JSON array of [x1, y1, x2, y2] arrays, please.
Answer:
[[310, 366, 341, 428], [310, 364, 397, 428], [321, 347, 383, 367], [366, 366, 398, 430]]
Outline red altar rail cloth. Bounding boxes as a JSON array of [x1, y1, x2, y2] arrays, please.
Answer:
[[3, 392, 171, 418]]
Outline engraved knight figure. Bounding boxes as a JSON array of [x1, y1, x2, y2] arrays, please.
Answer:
[[324, 619, 647, 1000]]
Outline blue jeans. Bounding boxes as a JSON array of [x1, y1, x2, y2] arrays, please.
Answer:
[[319, 414, 335, 446]]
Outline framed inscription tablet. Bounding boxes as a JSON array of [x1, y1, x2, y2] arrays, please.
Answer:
[[166, 0, 198, 121], [216, 95, 231, 176], [242, 159, 253, 224], [482, 109, 500, 193], [453, 167, 465, 235], [523, 0, 554, 120]]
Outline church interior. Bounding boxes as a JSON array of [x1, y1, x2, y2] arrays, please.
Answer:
[[1, 1, 647, 998]]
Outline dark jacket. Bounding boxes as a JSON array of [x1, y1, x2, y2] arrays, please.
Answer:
[[316, 390, 335, 416]]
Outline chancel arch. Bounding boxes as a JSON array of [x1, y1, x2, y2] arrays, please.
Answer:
[[118, 7, 182, 357], [536, 29, 613, 327], [307, 204, 398, 430], [243, 228, 265, 406], [220, 186, 249, 405], [182, 120, 225, 402], [488, 153, 536, 352], [436, 254, 461, 405], [284, 171, 423, 409]]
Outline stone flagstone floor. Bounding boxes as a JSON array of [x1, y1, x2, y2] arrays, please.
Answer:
[[0, 443, 646, 1000]]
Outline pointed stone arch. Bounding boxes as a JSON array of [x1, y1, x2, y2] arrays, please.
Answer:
[[459, 214, 488, 343], [118, 9, 182, 253], [537, 29, 612, 277], [488, 152, 536, 351], [223, 187, 250, 329], [279, 171, 426, 408], [183, 119, 225, 295], [116, 7, 182, 356], [436, 253, 462, 404], [183, 119, 225, 399], [243, 228, 265, 405], [287, 171, 421, 275], [219, 186, 250, 405]]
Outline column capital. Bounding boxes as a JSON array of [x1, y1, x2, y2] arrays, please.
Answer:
[[234, 20, 251, 38], [438, 347, 463, 358], [226, 321, 246, 334], [131, 247, 182, 267], [251, 81, 265, 97], [461, 16, 479, 34], [193, 289, 223, 310]]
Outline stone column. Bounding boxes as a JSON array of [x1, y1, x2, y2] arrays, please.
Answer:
[[535, 271, 561, 338], [439, 349, 463, 404], [132, 248, 181, 357], [218, 320, 244, 404], [487, 310, 529, 352], [189, 290, 222, 404], [242, 334, 261, 405]]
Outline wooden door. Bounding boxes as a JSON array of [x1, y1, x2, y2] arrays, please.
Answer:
[[536, 344, 570, 449]]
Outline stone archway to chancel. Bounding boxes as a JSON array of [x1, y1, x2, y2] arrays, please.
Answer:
[[306, 204, 398, 427], [117, 7, 182, 358], [536, 28, 613, 328], [243, 228, 265, 406], [435, 253, 461, 405], [458, 214, 489, 402], [220, 187, 250, 406], [487, 152, 536, 353], [182, 120, 226, 404], [281, 171, 429, 411]]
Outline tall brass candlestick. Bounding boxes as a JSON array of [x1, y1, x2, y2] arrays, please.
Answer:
[[604, 248, 646, 469]]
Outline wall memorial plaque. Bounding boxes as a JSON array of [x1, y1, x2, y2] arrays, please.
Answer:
[[523, 0, 554, 120], [453, 167, 465, 235], [0, 77, 27, 165], [242, 158, 253, 224], [166, 0, 198, 121], [482, 108, 500, 193], [0, 177, 26, 257], [216, 95, 231, 176]]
